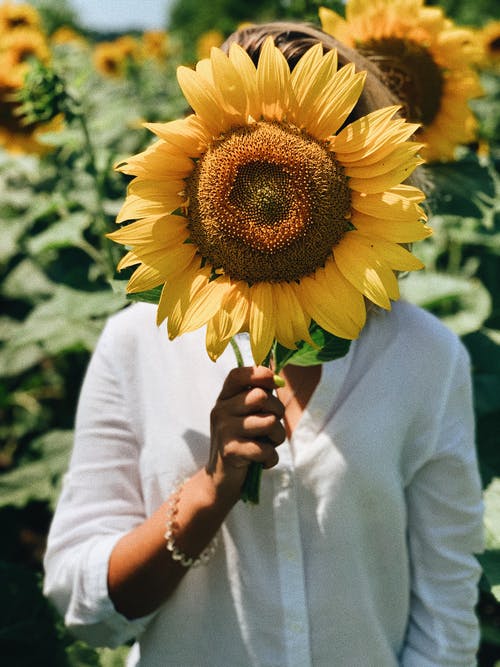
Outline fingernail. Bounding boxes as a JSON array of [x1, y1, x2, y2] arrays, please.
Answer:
[[273, 374, 285, 387]]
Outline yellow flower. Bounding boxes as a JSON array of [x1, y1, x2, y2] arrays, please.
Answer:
[[478, 20, 500, 71], [196, 29, 224, 60], [0, 28, 55, 154], [110, 38, 430, 365], [93, 35, 140, 77], [0, 1, 41, 34], [141, 30, 169, 62], [0, 28, 50, 87], [51, 26, 88, 49], [319, 0, 483, 162]]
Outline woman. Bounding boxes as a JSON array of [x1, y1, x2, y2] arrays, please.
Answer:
[[43, 22, 484, 666]]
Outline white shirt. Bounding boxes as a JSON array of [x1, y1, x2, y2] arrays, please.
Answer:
[[43, 300, 484, 666]]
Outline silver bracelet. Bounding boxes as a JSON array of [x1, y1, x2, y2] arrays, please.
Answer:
[[164, 478, 219, 568]]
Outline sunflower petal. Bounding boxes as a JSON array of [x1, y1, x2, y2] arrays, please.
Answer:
[[343, 142, 424, 178], [176, 276, 232, 337], [157, 261, 210, 327], [116, 180, 186, 223], [351, 188, 426, 222], [297, 270, 362, 339], [355, 234, 425, 271], [107, 214, 189, 246], [144, 115, 210, 157], [275, 282, 313, 349], [249, 281, 275, 365], [177, 65, 226, 134], [126, 262, 163, 293], [205, 322, 232, 362], [210, 47, 249, 122], [228, 43, 259, 120], [348, 155, 424, 193], [352, 210, 432, 242], [334, 233, 395, 309], [257, 36, 292, 121], [290, 45, 337, 126], [319, 6, 353, 45], [115, 141, 193, 180]]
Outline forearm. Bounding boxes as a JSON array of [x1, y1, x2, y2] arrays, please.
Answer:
[[108, 467, 239, 619]]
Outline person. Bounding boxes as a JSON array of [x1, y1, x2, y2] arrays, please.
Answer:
[[43, 22, 484, 667]]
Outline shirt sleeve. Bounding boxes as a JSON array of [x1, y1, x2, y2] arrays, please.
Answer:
[[43, 317, 155, 647], [400, 342, 484, 666]]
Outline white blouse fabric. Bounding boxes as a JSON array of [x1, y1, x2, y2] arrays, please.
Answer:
[[43, 300, 484, 667]]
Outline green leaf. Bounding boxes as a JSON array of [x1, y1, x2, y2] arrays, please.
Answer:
[[0, 430, 73, 509], [400, 272, 491, 335], [2, 258, 54, 301], [126, 285, 162, 305], [26, 212, 91, 254], [423, 151, 495, 218], [480, 479, 500, 601], [96, 646, 130, 667], [275, 322, 351, 371], [5, 286, 126, 356], [0, 561, 68, 665]]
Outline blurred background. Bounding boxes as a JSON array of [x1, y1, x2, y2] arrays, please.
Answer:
[[0, 0, 499, 664]]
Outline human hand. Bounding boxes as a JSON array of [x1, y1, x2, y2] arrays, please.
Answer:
[[206, 366, 286, 500]]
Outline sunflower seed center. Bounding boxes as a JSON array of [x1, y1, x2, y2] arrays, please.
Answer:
[[357, 37, 444, 127], [186, 121, 351, 284]]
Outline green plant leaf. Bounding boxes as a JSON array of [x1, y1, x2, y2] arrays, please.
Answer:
[[400, 272, 491, 335], [27, 212, 92, 254], [126, 285, 162, 305], [479, 479, 500, 601], [0, 429, 73, 509], [275, 322, 351, 370]]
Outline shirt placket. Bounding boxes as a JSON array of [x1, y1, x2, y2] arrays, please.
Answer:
[[273, 441, 312, 667]]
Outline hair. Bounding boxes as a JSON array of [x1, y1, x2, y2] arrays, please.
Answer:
[[222, 22, 400, 125], [222, 22, 429, 286]]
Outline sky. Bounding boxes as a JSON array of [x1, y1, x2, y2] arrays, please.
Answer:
[[69, 0, 174, 32]]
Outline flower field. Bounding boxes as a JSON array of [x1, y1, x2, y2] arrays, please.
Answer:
[[0, 0, 499, 663]]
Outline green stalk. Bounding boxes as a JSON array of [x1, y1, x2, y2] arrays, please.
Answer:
[[235, 342, 276, 504]]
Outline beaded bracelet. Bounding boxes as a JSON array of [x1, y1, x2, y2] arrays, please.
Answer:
[[164, 478, 219, 568]]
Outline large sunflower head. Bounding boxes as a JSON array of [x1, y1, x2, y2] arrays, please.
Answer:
[[111, 27, 430, 365], [319, 0, 484, 162]]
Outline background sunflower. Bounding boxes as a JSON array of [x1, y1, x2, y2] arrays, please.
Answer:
[[319, 0, 484, 162]]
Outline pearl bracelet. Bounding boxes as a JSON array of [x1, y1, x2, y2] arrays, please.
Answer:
[[164, 478, 219, 568]]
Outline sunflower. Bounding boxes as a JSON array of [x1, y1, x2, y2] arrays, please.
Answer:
[[93, 36, 141, 78], [0, 28, 55, 154], [196, 29, 225, 60], [319, 0, 483, 162], [110, 38, 430, 365], [479, 20, 500, 71], [0, 1, 41, 34], [51, 26, 88, 49], [141, 30, 169, 62]]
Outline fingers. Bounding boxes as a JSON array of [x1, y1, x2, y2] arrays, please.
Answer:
[[222, 437, 280, 470], [208, 366, 287, 480], [218, 366, 278, 401]]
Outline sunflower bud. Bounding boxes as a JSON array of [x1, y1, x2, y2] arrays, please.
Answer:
[[14, 59, 75, 125]]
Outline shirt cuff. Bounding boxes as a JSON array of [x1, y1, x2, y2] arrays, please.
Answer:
[[65, 533, 156, 647]]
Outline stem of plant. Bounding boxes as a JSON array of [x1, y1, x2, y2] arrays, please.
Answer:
[[231, 339, 277, 504]]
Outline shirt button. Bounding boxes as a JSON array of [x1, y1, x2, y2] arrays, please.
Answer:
[[281, 470, 292, 489]]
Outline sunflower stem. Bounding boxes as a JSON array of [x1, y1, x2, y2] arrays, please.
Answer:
[[239, 345, 275, 504]]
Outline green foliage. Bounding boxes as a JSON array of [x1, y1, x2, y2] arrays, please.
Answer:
[[275, 323, 351, 370]]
